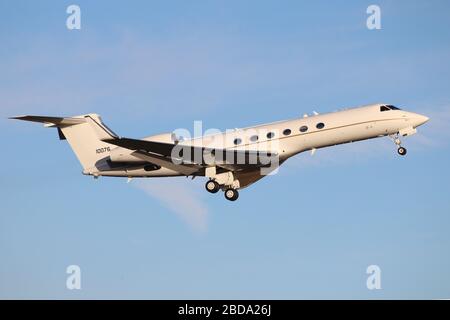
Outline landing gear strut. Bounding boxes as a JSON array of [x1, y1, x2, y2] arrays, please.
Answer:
[[205, 180, 220, 193], [224, 188, 239, 201], [390, 134, 407, 156]]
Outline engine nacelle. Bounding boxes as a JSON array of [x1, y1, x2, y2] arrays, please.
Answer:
[[109, 147, 143, 163], [142, 132, 180, 143]]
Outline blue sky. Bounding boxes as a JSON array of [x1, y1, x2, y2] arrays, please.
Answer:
[[1, 0, 450, 299]]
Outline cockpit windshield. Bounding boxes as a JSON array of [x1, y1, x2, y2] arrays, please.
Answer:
[[380, 105, 401, 112]]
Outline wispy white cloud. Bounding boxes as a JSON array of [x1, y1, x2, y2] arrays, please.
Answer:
[[132, 178, 208, 233]]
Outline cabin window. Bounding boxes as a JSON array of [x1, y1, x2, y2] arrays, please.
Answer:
[[386, 105, 401, 110], [299, 125, 308, 132], [380, 105, 390, 112], [283, 129, 292, 136], [316, 122, 325, 129], [250, 135, 259, 142], [233, 138, 242, 145], [267, 132, 275, 139]]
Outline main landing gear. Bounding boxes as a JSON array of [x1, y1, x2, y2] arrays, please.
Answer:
[[224, 188, 239, 201], [205, 179, 239, 201], [390, 134, 407, 156], [205, 180, 220, 193]]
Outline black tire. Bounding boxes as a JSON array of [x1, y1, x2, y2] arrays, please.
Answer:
[[397, 147, 407, 156], [224, 188, 239, 201], [205, 180, 220, 193]]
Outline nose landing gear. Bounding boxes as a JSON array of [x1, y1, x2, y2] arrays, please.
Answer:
[[397, 146, 407, 156], [390, 134, 407, 156]]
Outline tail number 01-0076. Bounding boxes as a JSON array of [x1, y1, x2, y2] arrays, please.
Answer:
[[96, 147, 111, 154]]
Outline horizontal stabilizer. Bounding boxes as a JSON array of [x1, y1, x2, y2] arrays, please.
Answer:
[[10, 115, 86, 127]]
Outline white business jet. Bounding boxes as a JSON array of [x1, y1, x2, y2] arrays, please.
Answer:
[[11, 103, 428, 201]]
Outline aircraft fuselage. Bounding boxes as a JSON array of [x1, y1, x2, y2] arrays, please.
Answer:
[[98, 103, 428, 178]]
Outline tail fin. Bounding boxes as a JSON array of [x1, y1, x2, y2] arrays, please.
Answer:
[[11, 114, 118, 173]]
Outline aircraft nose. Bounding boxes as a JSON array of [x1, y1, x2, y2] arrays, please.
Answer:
[[412, 113, 429, 127]]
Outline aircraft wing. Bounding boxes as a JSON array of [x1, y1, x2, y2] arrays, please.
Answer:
[[233, 162, 282, 189], [131, 150, 200, 176], [103, 137, 278, 172], [104, 137, 181, 158]]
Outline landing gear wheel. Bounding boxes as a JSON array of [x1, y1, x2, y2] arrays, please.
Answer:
[[224, 188, 239, 201], [397, 147, 407, 156], [205, 180, 220, 193]]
